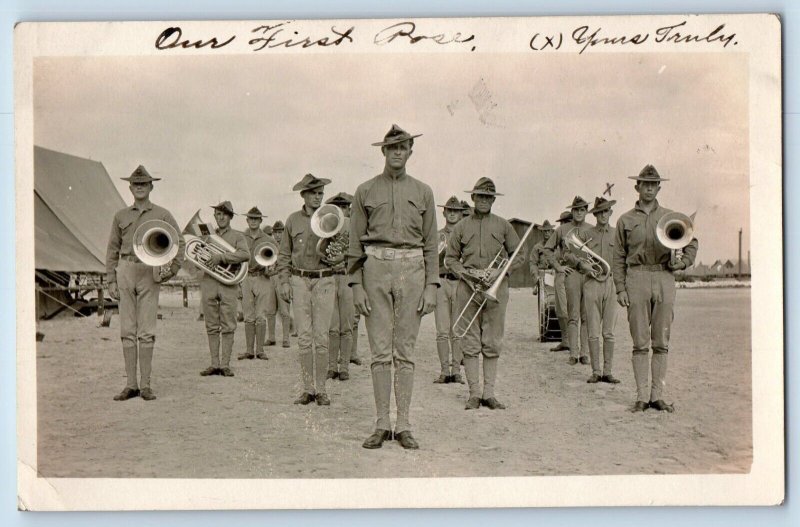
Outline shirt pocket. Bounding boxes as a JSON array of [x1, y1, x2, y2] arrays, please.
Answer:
[[461, 231, 477, 259], [405, 196, 426, 235], [625, 221, 645, 247], [364, 196, 388, 215], [490, 231, 507, 259], [291, 226, 307, 254], [118, 217, 135, 240]]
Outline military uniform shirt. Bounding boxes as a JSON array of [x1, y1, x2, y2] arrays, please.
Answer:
[[543, 221, 594, 270], [277, 206, 330, 285], [613, 199, 699, 293], [444, 212, 522, 276], [348, 170, 439, 286], [243, 228, 271, 274], [105, 200, 185, 284], [212, 226, 250, 265], [528, 240, 553, 274]]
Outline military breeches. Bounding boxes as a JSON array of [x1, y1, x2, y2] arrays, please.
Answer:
[[456, 278, 509, 359], [200, 275, 239, 335], [241, 274, 270, 324], [116, 259, 160, 346], [626, 268, 676, 355], [291, 275, 335, 354]]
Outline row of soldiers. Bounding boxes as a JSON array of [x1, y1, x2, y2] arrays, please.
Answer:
[[105, 124, 698, 450]]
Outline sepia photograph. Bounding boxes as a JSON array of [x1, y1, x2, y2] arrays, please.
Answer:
[[14, 14, 782, 510]]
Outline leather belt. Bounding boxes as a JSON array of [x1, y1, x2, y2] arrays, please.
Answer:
[[629, 263, 669, 272], [365, 246, 423, 260], [120, 255, 140, 263], [291, 268, 334, 278], [440, 272, 459, 281]]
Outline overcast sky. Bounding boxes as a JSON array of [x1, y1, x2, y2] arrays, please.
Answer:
[[34, 51, 749, 264]]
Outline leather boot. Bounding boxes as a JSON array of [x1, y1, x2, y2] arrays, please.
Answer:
[[241, 322, 255, 359], [394, 363, 414, 434], [580, 319, 589, 359], [255, 321, 268, 359], [207, 334, 221, 369], [350, 319, 361, 362], [631, 351, 650, 403], [650, 352, 668, 402], [315, 350, 328, 395], [267, 314, 277, 345], [371, 363, 392, 431], [482, 356, 498, 400], [139, 342, 154, 390], [436, 340, 451, 378], [122, 344, 139, 390], [463, 355, 481, 399], [220, 333, 234, 369], [451, 339, 463, 374], [558, 316, 569, 348], [328, 331, 341, 372], [588, 339, 602, 377], [299, 351, 314, 394], [602, 339, 615, 377], [339, 333, 353, 374], [281, 314, 291, 345]]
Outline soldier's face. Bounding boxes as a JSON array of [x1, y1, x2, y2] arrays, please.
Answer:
[[382, 141, 412, 170], [594, 208, 613, 226], [274, 230, 283, 242], [130, 182, 152, 200], [542, 229, 552, 241], [472, 194, 495, 214], [444, 209, 462, 224], [247, 217, 262, 230], [636, 181, 660, 203], [302, 189, 325, 210], [215, 210, 231, 228], [572, 206, 588, 223]]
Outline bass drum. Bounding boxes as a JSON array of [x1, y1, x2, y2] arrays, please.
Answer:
[[538, 270, 562, 342]]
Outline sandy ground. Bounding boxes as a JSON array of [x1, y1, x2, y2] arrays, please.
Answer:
[[34, 287, 751, 478]]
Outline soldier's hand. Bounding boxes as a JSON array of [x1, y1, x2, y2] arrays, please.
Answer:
[[563, 266, 574, 275], [280, 283, 293, 302], [487, 268, 502, 283], [668, 258, 686, 271], [108, 282, 120, 301], [206, 253, 223, 267], [578, 261, 594, 275], [617, 291, 630, 307], [418, 284, 437, 315], [352, 284, 371, 316]]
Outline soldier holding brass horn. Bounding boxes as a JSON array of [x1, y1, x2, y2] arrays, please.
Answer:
[[237, 206, 274, 361], [105, 165, 185, 402], [445, 177, 524, 411], [268, 220, 293, 348], [196, 201, 250, 378], [613, 165, 698, 413]]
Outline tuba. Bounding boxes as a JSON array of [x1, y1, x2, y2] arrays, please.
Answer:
[[185, 234, 248, 285], [656, 211, 696, 266], [452, 223, 536, 338], [564, 228, 611, 281], [133, 220, 180, 283], [254, 239, 279, 268]]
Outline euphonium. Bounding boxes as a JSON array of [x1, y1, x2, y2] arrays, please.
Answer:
[[310, 204, 345, 239], [184, 234, 248, 285], [133, 219, 180, 282], [254, 239, 279, 268], [656, 211, 695, 266], [564, 228, 611, 281]]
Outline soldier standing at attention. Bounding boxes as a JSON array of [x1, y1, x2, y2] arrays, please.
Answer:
[[548, 211, 572, 352], [349, 125, 438, 450], [581, 197, 620, 384], [325, 192, 356, 381], [268, 220, 293, 348], [545, 197, 593, 365], [613, 165, 698, 412], [199, 201, 250, 378], [277, 174, 336, 406], [106, 165, 185, 401], [445, 178, 521, 410], [528, 219, 555, 295], [238, 207, 271, 361], [433, 196, 468, 384]]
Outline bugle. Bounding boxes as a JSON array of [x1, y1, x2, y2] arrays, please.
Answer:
[[133, 219, 180, 282]]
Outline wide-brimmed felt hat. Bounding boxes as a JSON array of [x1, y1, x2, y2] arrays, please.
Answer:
[[566, 196, 590, 210], [272, 220, 285, 231], [460, 200, 472, 215], [589, 196, 617, 214], [629, 164, 669, 182], [121, 165, 160, 183], [262, 225, 273, 235], [465, 177, 504, 196], [556, 210, 573, 223], [438, 196, 468, 210], [372, 124, 422, 147], [537, 220, 555, 231], [293, 173, 331, 192], [326, 192, 354, 206], [243, 206, 265, 219], [211, 200, 235, 216]]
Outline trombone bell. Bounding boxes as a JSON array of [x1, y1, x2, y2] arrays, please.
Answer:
[[133, 220, 179, 267]]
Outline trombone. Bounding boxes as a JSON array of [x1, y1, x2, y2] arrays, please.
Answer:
[[452, 223, 535, 338]]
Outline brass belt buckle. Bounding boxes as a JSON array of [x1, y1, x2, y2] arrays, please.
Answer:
[[384, 248, 396, 259]]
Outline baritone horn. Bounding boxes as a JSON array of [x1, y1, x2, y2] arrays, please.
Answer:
[[656, 211, 696, 266], [310, 204, 344, 239], [254, 239, 279, 268], [564, 228, 611, 281], [184, 234, 248, 285], [452, 223, 535, 338], [133, 219, 180, 282]]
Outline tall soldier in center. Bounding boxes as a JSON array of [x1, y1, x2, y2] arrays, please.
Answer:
[[445, 178, 522, 410], [238, 207, 272, 361], [545, 197, 593, 365], [199, 201, 250, 377], [277, 174, 336, 406], [434, 196, 468, 384], [349, 125, 439, 450]]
